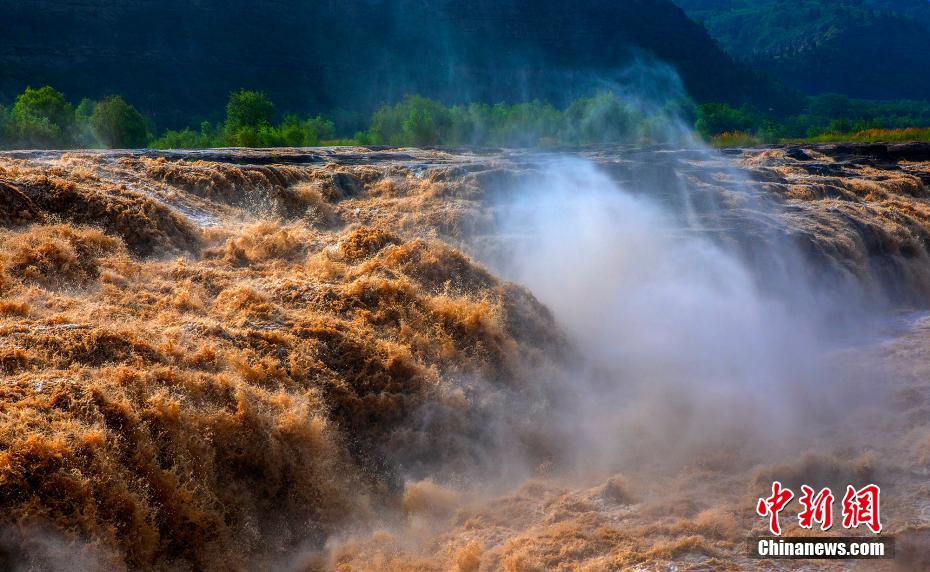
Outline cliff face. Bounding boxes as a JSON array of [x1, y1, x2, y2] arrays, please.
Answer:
[[0, 0, 779, 127]]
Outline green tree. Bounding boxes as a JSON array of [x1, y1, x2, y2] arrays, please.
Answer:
[[222, 90, 276, 147], [564, 92, 638, 145], [225, 90, 275, 132], [90, 96, 148, 148], [276, 114, 336, 146], [401, 97, 450, 146], [75, 98, 96, 123], [367, 96, 452, 146], [12, 86, 76, 147], [151, 127, 210, 149], [695, 103, 757, 137]]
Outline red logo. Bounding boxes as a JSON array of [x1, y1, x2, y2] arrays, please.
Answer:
[[842, 484, 882, 534], [757, 482, 882, 535], [798, 485, 834, 530], [757, 481, 795, 535]]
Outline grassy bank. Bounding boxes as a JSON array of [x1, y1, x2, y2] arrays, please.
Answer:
[[710, 128, 930, 148], [791, 127, 930, 144]]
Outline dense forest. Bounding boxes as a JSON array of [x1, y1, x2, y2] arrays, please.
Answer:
[[674, 0, 930, 99], [3, 0, 930, 149]]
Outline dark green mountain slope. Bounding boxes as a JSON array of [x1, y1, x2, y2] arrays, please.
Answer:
[[674, 0, 930, 99], [0, 0, 790, 129]]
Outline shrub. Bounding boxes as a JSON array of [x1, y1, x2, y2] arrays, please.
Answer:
[[90, 96, 148, 148], [305, 115, 337, 144], [710, 131, 762, 148], [151, 122, 219, 149], [276, 114, 336, 147]]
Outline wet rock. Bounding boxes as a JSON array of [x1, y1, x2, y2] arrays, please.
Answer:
[[0, 181, 44, 227]]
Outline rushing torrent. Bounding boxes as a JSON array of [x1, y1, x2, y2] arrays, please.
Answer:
[[1, 144, 930, 570]]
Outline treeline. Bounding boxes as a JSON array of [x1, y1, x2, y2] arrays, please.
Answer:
[[3, 85, 930, 150], [357, 94, 693, 147], [0, 87, 338, 150], [203, 91, 690, 147], [697, 95, 930, 145], [153, 90, 338, 149], [0, 87, 694, 149]]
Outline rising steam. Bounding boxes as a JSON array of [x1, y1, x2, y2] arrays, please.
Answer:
[[482, 150, 879, 474]]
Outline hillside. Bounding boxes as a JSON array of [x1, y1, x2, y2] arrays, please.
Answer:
[[0, 0, 790, 130], [674, 0, 930, 99]]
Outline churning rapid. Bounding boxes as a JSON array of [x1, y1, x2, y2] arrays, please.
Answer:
[[1, 141, 930, 570]]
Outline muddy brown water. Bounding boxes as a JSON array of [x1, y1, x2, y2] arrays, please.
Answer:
[[0, 145, 928, 570]]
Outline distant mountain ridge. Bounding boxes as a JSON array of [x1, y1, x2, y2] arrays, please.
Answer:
[[674, 0, 930, 100], [0, 0, 791, 129]]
